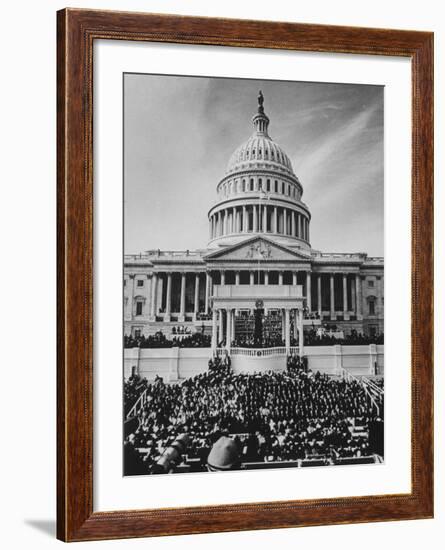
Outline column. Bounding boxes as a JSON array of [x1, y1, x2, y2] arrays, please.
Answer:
[[211, 308, 218, 352], [343, 274, 348, 317], [298, 308, 304, 358], [292, 272, 297, 285], [306, 272, 312, 311], [205, 272, 210, 313], [232, 207, 236, 233], [281, 309, 286, 341], [356, 274, 363, 319], [218, 309, 224, 344], [242, 206, 247, 232], [351, 276, 356, 314], [264, 271, 269, 285], [274, 206, 278, 233], [157, 276, 163, 314], [220, 270, 225, 285], [293, 310, 298, 339], [179, 272, 186, 321], [231, 309, 235, 342], [330, 273, 335, 319], [235, 271, 240, 285], [283, 208, 288, 235], [150, 273, 158, 319], [317, 274, 322, 317], [194, 273, 200, 318], [225, 308, 231, 350], [285, 308, 290, 352], [376, 276, 382, 318], [145, 274, 153, 320], [291, 211, 295, 237], [278, 271, 283, 285], [165, 272, 172, 320], [263, 204, 267, 232], [249, 270, 254, 285], [129, 274, 136, 320], [300, 216, 304, 240], [209, 217, 212, 240], [253, 205, 258, 232]]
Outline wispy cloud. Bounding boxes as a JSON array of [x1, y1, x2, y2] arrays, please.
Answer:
[[124, 75, 384, 257]]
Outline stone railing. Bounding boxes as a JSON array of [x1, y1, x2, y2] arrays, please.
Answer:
[[219, 346, 299, 357]]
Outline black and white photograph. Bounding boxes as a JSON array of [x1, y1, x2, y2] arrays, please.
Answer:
[[123, 74, 385, 476]]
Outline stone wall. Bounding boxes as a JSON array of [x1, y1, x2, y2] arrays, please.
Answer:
[[124, 344, 384, 381]]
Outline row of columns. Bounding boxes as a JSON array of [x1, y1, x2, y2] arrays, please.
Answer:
[[211, 307, 305, 356], [219, 176, 297, 200], [126, 271, 211, 322], [126, 270, 379, 322], [209, 205, 309, 242]]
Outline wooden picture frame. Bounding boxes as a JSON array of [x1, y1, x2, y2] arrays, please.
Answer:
[[57, 8, 434, 542]]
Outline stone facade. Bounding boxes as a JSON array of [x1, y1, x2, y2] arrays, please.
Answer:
[[124, 94, 384, 340]]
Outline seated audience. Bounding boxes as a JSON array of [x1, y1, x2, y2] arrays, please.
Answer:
[[124, 362, 383, 475]]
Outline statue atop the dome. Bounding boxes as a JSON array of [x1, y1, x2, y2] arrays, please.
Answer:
[[258, 90, 264, 113]]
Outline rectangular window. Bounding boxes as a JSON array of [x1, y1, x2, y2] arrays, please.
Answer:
[[134, 329, 141, 338], [369, 301, 375, 315], [137, 279, 144, 287], [136, 302, 143, 316], [368, 280, 374, 288]]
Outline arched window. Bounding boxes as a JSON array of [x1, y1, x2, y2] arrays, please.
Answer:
[[266, 179, 270, 192], [274, 180, 278, 193], [250, 178, 254, 191], [258, 178, 262, 190], [242, 179, 246, 192]]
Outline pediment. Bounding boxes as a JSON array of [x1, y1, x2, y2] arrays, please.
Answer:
[[205, 237, 311, 263]]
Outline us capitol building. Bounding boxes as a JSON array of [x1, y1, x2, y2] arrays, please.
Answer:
[[124, 92, 384, 356]]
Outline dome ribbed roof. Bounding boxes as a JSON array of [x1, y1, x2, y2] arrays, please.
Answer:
[[226, 134, 293, 175]]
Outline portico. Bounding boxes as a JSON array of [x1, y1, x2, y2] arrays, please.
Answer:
[[211, 284, 305, 357]]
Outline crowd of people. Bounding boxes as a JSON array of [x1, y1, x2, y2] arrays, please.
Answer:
[[124, 331, 211, 349], [124, 328, 383, 351], [124, 360, 383, 475], [231, 335, 285, 348], [304, 329, 384, 347]]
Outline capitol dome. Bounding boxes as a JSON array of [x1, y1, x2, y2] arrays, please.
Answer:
[[208, 91, 311, 250]]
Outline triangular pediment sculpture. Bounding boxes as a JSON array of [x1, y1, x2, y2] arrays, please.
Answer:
[[205, 236, 311, 262]]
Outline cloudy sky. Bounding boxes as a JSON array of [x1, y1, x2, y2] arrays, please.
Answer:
[[124, 74, 383, 257]]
